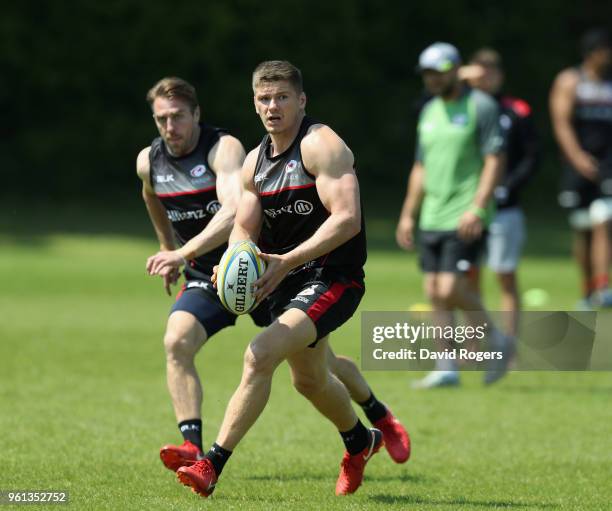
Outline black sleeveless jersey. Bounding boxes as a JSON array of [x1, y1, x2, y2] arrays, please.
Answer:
[[572, 69, 612, 168], [253, 116, 366, 278], [149, 123, 227, 279]]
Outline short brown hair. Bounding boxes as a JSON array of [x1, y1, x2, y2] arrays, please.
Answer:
[[252, 60, 303, 92], [146, 77, 199, 112]]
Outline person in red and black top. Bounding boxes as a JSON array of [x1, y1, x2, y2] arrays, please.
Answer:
[[137, 77, 272, 473], [175, 61, 402, 498], [463, 48, 540, 340]]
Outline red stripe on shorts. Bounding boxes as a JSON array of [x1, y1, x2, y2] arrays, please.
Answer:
[[175, 283, 187, 301], [306, 281, 360, 322]]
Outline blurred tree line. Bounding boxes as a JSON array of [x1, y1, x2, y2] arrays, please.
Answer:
[[1, 0, 610, 216]]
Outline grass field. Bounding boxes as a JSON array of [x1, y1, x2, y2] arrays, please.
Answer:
[[2, 204, 612, 510]]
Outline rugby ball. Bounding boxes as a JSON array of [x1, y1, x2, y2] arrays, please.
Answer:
[[217, 240, 266, 315]]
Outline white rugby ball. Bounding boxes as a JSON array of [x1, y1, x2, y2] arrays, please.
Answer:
[[217, 240, 266, 315]]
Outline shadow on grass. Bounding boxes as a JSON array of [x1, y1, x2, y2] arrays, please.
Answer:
[[506, 384, 612, 395], [243, 472, 431, 484], [369, 494, 556, 509]]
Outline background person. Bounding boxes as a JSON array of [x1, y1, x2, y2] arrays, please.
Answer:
[[550, 28, 612, 309], [396, 42, 511, 388], [463, 47, 540, 341]]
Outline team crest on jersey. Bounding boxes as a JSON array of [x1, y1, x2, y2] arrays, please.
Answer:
[[206, 200, 221, 214], [190, 165, 207, 178], [285, 160, 298, 172]]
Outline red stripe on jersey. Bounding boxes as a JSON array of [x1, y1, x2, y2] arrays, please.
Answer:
[[306, 280, 362, 322], [259, 183, 316, 197], [157, 185, 216, 198]]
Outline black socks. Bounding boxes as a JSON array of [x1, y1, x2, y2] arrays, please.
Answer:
[[178, 419, 203, 452], [340, 419, 370, 455], [358, 392, 388, 424], [205, 442, 233, 475]]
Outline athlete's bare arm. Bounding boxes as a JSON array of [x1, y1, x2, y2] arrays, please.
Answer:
[[396, 162, 425, 250], [210, 148, 264, 289], [254, 124, 361, 301], [146, 135, 246, 275], [137, 147, 176, 250], [137, 147, 178, 294], [550, 68, 598, 181], [229, 148, 264, 245], [457, 152, 502, 241]]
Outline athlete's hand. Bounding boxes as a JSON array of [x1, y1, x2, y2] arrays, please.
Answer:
[[572, 151, 599, 182], [396, 217, 415, 250], [458, 211, 483, 241], [146, 250, 186, 276], [254, 253, 291, 302], [161, 266, 179, 296]]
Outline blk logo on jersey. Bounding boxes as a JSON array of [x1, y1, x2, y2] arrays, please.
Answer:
[[156, 174, 175, 183], [285, 160, 298, 172], [190, 165, 207, 178]]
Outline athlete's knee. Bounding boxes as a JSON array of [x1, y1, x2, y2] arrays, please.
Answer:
[[328, 353, 351, 375], [291, 368, 327, 398], [164, 330, 200, 362], [423, 278, 436, 302], [430, 286, 455, 307], [243, 341, 279, 377]]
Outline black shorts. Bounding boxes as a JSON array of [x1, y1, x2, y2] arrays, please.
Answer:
[[267, 267, 365, 344], [419, 230, 486, 274], [171, 279, 272, 338], [559, 163, 612, 210]]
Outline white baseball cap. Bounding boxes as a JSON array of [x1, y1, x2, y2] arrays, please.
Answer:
[[417, 42, 461, 72]]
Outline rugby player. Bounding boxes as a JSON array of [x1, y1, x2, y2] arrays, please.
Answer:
[[172, 61, 385, 497]]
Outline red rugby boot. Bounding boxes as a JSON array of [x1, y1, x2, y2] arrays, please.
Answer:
[[159, 440, 202, 472], [373, 409, 411, 463], [177, 458, 218, 498], [335, 428, 383, 496]]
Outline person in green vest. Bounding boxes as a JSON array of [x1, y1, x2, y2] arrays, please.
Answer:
[[396, 42, 511, 388]]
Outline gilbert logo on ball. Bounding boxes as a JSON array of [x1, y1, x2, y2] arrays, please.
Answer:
[[217, 240, 266, 315]]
